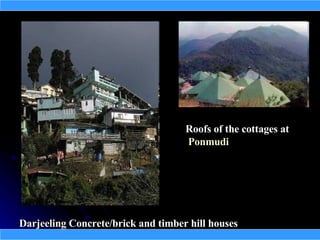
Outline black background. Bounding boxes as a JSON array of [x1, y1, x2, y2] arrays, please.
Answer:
[[1, 11, 320, 229]]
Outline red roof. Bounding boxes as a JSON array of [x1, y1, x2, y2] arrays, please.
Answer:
[[26, 167, 54, 175]]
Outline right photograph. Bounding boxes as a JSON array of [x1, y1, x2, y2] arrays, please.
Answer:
[[179, 21, 309, 107]]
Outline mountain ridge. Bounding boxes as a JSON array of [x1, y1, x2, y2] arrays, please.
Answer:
[[180, 36, 308, 81], [230, 25, 308, 58], [179, 25, 308, 81], [179, 33, 232, 58]]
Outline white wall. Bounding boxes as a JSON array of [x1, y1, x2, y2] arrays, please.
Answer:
[[103, 143, 125, 155], [81, 99, 94, 112]]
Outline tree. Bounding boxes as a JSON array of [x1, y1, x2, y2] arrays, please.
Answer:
[[27, 46, 43, 90], [63, 50, 76, 81], [32, 133, 53, 157], [49, 49, 76, 98], [71, 177, 93, 205], [22, 135, 37, 167], [49, 49, 64, 89], [217, 65, 237, 78], [44, 177, 75, 205], [63, 50, 76, 98], [274, 80, 307, 107], [21, 160, 31, 200], [124, 173, 159, 205]]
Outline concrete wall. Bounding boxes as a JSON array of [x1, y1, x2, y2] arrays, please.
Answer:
[[103, 142, 125, 155], [66, 140, 86, 157]]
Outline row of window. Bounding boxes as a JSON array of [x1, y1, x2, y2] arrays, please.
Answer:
[[38, 98, 61, 105], [39, 109, 75, 116]]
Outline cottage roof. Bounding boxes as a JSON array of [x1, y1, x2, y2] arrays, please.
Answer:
[[191, 71, 210, 81], [217, 71, 232, 80], [237, 78, 290, 107], [179, 77, 185, 85], [236, 77, 255, 87], [237, 69, 269, 82], [195, 75, 240, 105], [186, 74, 215, 95]]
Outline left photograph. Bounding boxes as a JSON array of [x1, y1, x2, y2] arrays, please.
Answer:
[[21, 22, 160, 206]]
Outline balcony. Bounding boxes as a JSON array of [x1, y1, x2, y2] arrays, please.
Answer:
[[61, 132, 121, 141], [95, 77, 119, 92], [95, 90, 119, 103], [113, 118, 148, 126]]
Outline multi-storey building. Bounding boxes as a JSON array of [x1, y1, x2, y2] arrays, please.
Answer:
[[21, 85, 57, 136], [69, 68, 120, 112], [69, 68, 150, 112], [37, 97, 77, 122]]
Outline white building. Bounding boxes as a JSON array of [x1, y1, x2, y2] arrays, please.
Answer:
[[104, 108, 147, 128], [69, 68, 151, 113]]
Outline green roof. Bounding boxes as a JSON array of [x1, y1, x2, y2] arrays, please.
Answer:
[[179, 77, 185, 85], [196, 75, 240, 105], [237, 69, 268, 82], [217, 71, 232, 80], [237, 79, 290, 107], [236, 77, 254, 87], [191, 71, 210, 81], [186, 74, 216, 95]]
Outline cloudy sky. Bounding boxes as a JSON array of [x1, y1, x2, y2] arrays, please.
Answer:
[[22, 22, 159, 107], [179, 21, 309, 40]]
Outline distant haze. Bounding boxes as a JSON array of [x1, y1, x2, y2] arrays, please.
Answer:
[[179, 21, 309, 40], [22, 22, 159, 107]]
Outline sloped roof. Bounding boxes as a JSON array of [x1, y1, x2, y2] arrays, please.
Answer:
[[191, 71, 210, 81], [196, 75, 240, 105], [217, 71, 232, 80], [237, 69, 268, 82], [179, 77, 185, 85], [236, 77, 254, 87], [237, 78, 290, 107], [118, 86, 151, 109], [186, 74, 216, 95]]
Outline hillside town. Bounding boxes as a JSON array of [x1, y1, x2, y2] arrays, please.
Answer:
[[21, 67, 159, 205]]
